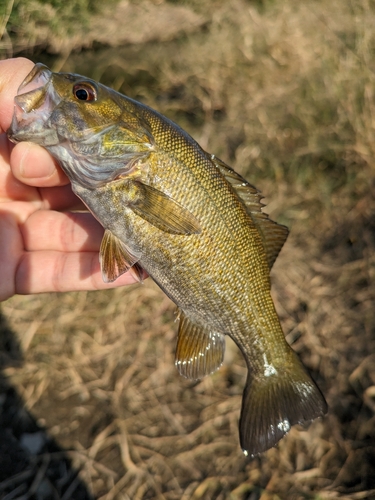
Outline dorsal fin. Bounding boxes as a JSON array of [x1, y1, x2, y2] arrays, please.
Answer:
[[206, 153, 289, 269], [175, 310, 226, 380]]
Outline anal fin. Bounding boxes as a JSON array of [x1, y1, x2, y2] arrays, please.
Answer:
[[100, 229, 143, 283], [175, 310, 226, 380]]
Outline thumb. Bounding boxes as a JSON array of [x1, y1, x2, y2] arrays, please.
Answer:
[[10, 141, 70, 187], [0, 58, 34, 134]]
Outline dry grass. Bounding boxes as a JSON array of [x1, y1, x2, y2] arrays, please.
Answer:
[[1, 0, 375, 498]]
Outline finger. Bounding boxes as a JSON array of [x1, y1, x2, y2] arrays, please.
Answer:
[[0, 58, 35, 133], [37, 184, 86, 211], [0, 134, 36, 203], [15, 250, 142, 294], [10, 142, 70, 187], [23, 211, 104, 252], [0, 137, 79, 209], [10, 143, 87, 211], [0, 211, 23, 301]]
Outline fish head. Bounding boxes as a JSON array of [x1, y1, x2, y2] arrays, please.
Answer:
[[8, 63, 124, 145], [8, 63, 154, 187]]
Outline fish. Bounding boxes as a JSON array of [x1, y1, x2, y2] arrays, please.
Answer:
[[8, 63, 327, 456]]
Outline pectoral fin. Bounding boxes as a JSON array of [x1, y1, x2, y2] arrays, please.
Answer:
[[175, 310, 226, 380], [100, 229, 143, 283], [129, 181, 201, 235]]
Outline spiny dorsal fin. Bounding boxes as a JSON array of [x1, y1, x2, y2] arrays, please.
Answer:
[[206, 153, 289, 269], [100, 229, 143, 283], [175, 310, 226, 380]]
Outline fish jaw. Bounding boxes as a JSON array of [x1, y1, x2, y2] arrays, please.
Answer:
[[8, 63, 61, 147]]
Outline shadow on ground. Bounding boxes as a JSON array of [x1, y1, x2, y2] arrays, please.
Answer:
[[0, 312, 93, 500]]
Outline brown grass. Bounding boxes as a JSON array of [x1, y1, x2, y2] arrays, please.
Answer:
[[1, 0, 375, 498]]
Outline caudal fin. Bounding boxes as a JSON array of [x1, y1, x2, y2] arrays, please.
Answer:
[[239, 353, 327, 456]]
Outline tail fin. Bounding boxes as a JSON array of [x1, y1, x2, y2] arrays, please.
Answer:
[[239, 353, 327, 456]]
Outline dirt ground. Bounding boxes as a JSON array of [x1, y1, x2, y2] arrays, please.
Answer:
[[1, 0, 375, 498]]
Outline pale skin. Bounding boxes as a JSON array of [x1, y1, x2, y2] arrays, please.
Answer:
[[0, 57, 141, 302]]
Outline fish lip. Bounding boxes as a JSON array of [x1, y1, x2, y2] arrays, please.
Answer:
[[7, 63, 60, 146], [18, 63, 52, 98]]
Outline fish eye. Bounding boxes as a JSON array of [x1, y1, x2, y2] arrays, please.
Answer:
[[73, 83, 97, 102]]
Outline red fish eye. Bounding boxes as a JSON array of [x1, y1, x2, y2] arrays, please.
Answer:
[[73, 83, 97, 102]]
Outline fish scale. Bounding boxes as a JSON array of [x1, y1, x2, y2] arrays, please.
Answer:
[[8, 63, 327, 456]]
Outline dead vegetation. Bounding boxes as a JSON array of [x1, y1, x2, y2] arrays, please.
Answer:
[[1, 0, 375, 498]]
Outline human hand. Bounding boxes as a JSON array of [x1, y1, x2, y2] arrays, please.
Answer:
[[0, 57, 142, 302]]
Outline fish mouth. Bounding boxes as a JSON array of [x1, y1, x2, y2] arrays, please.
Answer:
[[7, 63, 60, 146]]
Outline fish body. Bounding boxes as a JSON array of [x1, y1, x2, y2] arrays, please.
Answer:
[[8, 63, 327, 455]]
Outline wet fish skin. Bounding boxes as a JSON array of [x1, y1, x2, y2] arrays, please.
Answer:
[[8, 63, 327, 455]]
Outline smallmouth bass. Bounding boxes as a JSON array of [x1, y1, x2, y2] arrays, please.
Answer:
[[8, 63, 327, 456]]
